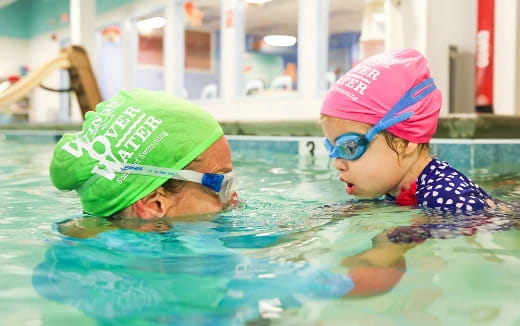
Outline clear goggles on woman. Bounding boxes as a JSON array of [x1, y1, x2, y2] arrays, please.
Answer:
[[119, 164, 237, 203]]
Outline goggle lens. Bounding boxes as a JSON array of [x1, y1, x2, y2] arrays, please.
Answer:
[[339, 139, 360, 157], [324, 133, 368, 160], [217, 174, 237, 203]]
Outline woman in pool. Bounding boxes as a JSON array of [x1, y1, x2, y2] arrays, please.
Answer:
[[50, 89, 238, 223], [321, 48, 498, 215]]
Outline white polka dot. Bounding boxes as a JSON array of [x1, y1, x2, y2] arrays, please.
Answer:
[[435, 185, 443, 189], [430, 165, 436, 170], [456, 203, 463, 208], [445, 187, 453, 191], [468, 199, 475, 204], [437, 198, 444, 204], [466, 205, 473, 211], [432, 191, 438, 197], [427, 186, 433, 190], [451, 171, 458, 175], [455, 190, 460, 195], [446, 199, 453, 205], [422, 201, 428, 206], [424, 192, 430, 198], [459, 196, 466, 202], [449, 182, 455, 187], [427, 179, 434, 184]]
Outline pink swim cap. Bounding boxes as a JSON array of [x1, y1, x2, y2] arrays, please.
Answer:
[[321, 48, 442, 143]]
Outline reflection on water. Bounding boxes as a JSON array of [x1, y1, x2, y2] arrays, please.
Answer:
[[1, 140, 520, 325], [33, 218, 354, 325]]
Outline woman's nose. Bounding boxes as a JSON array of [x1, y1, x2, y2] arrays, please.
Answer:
[[225, 192, 240, 207]]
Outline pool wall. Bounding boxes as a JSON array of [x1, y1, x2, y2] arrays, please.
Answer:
[[2, 131, 520, 171], [2, 114, 520, 170], [227, 136, 520, 170]]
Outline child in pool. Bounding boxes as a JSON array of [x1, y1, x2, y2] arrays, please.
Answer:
[[320, 48, 496, 215]]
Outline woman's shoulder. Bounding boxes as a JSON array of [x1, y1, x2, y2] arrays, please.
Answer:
[[56, 216, 118, 238]]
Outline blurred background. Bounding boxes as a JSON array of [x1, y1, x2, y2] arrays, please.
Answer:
[[0, 0, 518, 125]]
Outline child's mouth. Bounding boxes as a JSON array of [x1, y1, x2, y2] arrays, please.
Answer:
[[346, 182, 355, 195]]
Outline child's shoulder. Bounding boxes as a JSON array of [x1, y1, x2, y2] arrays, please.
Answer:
[[416, 158, 491, 213], [418, 158, 472, 188]]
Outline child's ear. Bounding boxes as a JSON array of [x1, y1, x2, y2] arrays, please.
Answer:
[[132, 188, 171, 219], [394, 138, 418, 156], [402, 141, 419, 156]]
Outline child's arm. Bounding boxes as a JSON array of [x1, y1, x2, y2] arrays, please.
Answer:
[[342, 230, 420, 297]]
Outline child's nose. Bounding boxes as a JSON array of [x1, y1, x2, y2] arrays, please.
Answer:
[[334, 158, 348, 171]]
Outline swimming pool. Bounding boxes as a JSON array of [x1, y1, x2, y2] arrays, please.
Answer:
[[1, 134, 520, 325]]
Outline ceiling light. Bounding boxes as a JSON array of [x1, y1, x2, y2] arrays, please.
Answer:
[[246, 0, 272, 4], [263, 35, 297, 47], [137, 17, 166, 31]]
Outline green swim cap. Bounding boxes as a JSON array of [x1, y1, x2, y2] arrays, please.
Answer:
[[49, 89, 224, 216]]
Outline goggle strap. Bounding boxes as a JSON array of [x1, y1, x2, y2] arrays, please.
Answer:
[[119, 164, 204, 184], [366, 78, 436, 141], [77, 164, 232, 200], [173, 170, 205, 183], [366, 111, 413, 141], [383, 78, 435, 120]]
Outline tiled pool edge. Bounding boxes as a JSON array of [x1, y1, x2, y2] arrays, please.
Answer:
[[1, 131, 520, 170], [429, 139, 520, 170], [228, 136, 520, 171]]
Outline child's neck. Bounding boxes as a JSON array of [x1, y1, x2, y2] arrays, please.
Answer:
[[390, 153, 432, 196]]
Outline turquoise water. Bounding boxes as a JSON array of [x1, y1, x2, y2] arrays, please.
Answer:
[[1, 138, 520, 325]]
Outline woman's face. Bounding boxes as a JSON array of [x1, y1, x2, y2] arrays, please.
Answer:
[[164, 136, 238, 217]]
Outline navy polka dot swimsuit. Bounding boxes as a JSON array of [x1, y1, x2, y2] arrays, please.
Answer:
[[416, 158, 492, 214]]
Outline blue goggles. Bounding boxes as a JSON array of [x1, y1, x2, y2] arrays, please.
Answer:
[[324, 78, 436, 160], [119, 164, 237, 203]]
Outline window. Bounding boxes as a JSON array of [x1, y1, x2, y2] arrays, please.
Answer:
[[184, 1, 221, 100], [243, 0, 298, 96], [326, 0, 363, 90], [135, 12, 166, 91]]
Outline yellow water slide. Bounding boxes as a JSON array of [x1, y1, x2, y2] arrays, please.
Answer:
[[0, 45, 102, 119]]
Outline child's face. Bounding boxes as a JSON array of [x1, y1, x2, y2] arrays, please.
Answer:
[[322, 117, 414, 198]]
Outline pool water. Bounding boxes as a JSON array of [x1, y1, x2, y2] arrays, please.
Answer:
[[1, 138, 520, 326]]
